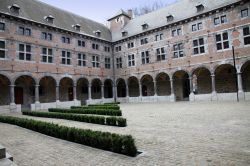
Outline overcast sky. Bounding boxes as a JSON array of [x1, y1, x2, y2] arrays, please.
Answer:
[[39, 0, 177, 24]]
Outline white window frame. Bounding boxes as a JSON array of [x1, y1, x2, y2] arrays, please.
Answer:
[[192, 38, 205, 55], [173, 43, 184, 58], [243, 26, 250, 45], [140, 38, 148, 45], [116, 57, 122, 68], [0, 22, 5, 31], [141, 51, 150, 64], [241, 8, 249, 18], [78, 53, 86, 67], [214, 15, 227, 25], [127, 42, 134, 49], [172, 28, 182, 37], [18, 43, 32, 61], [156, 47, 166, 61], [105, 57, 111, 69], [41, 47, 53, 63], [215, 32, 230, 51], [92, 55, 100, 68], [61, 50, 71, 65], [78, 40, 85, 47], [128, 54, 135, 67], [0, 40, 6, 59]]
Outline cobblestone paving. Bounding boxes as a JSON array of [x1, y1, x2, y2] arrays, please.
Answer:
[[0, 102, 250, 166]]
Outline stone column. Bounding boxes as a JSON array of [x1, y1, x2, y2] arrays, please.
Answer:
[[88, 85, 92, 100], [126, 82, 129, 98], [113, 84, 117, 102], [73, 84, 77, 101], [170, 78, 175, 102], [211, 73, 217, 101], [153, 80, 157, 96], [35, 84, 41, 110], [189, 76, 195, 101], [139, 82, 142, 97], [101, 84, 104, 99], [237, 72, 245, 100], [9, 84, 17, 112], [56, 84, 60, 102]]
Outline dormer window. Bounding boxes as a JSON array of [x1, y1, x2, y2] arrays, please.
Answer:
[[45, 15, 54, 24], [122, 30, 128, 37], [94, 30, 101, 37], [10, 4, 20, 15], [196, 4, 204, 12], [142, 23, 148, 30], [74, 24, 81, 31], [166, 15, 174, 22]]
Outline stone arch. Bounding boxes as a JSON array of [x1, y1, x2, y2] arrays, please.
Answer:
[[77, 77, 89, 104], [215, 64, 237, 93], [192, 67, 212, 94], [59, 77, 74, 101], [128, 76, 139, 97], [14, 75, 36, 108], [155, 72, 171, 96], [104, 79, 113, 98], [173, 70, 190, 101], [13, 73, 38, 85], [0, 74, 11, 105], [141, 74, 154, 96], [241, 60, 250, 92], [39, 76, 56, 103], [91, 78, 102, 99], [116, 78, 126, 97]]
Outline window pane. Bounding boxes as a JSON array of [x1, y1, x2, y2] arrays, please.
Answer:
[[222, 32, 228, 40], [78, 61, 82, 66], [41, 32, 46, 40], [193, 40, 198, 47], [78, 54, 81, 59], [62, 51, 65, 57], [243, 27, 249, 36], [0, 41, 5, 49], [214, 18, 220, 25], [26, 54, 31, 61], [67, 52, 70, 58], [42, 48, 47, 54], [244, 36, 250, 45], [200, 46, 205, 53], [67, 59, 70, 65], [48, 57, 53, 63], [0, 23, 5, 31], [48, 33, 52, 40], [216, 43, 222, 50], [78, 40, 81, 46], [216, 34, 221, 42], [241, 9, 248, 18], [25, 29, 31, 36], [48, 49, 52, 55], [26, 45, 31, 52], [62, 58, 65, 64], [199, 38, 204, 45], [19, 44, 24, 51], [194, 48, 199, 54], [221, 15, 227, 23], [198, 23, 203, 30], [19, 27, 24, 35], [161, 54, 165, 60], [223, 41, 229, 49], [42, 56, 47, 62], [19, 53, 24, 60], [0, 50, 5, 58]]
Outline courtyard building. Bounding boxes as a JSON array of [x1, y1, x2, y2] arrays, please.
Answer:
[[0, 0, 250, 112]]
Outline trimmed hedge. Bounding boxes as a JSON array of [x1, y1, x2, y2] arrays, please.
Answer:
[[51, 108, 122, 116], [71, 106, 120, 111], [0, 116, 137, 156], [88, 105, 120, 110], [23, 111, 126, 127], [104, 102, 120, 105]]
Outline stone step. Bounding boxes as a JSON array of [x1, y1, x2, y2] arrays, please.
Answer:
[[0, 144, 6, 159], [0, 158, 18, 166], [6, 153, 13, 161]]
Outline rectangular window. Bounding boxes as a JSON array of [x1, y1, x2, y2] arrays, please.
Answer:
[[141, 51, 150, 64], [115, 46, 121, 52], [156, 47, 166, 61], [140, 38, 148, 45], [173, 43, 184, 58], [104, 46, 110, 52], [0, 22, 5, 31], [215, 32, 229, 50], [192, 22, 203, 31], [41, 48, 53, 63], [241, 9, 249, 18], [61, 51, 71, 65], [78, 53, 86, 66], [41, 32, 52, 41], [78, 40, 85, 47], [172, 28, 182, 36], [243, 27, 250, 45], [128, 54, 135, 67], [127, 42, 134, 49], [105, 57, 111, 69], [214, 15, 227, 25], [25, 28, 31, 36], [92, 43, 99, 50], [92, 55, 100, 68], [62, 37, 70, 44], [155, 33, 163, 41], [18, 44, 31, 61], [0, 41, 6, 58], [193, 38, 205, 55], [18, 27, 25, 35], [116, 57, 122, 68]]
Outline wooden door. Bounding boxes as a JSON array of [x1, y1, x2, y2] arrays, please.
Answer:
[[15, 87, 23, 104]]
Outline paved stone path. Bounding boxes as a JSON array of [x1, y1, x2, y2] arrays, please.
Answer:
[[0, 102, 250, 166]]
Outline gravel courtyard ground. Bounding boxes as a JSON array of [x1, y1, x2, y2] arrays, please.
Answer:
[[0, 101, 250, 166]]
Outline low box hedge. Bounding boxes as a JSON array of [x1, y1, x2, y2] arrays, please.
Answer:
[[23, 111, 126, 127], [88, 105, 120, 110], [52, 108, 122, 116], [71, 106, 120, 111], [104, 102, 120, 105], [0, 116, 137, 156]]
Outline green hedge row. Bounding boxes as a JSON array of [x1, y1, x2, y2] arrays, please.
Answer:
[[0, 116, 137, 156], [23, 111, 126, 127], [51, 108, 122, 116], [87, 105, 120, 110], [104, 102, 120, 105]]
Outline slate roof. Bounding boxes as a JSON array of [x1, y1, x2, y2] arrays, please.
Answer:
[[111, 0, 240, 41], [0, 0, 112, 41]]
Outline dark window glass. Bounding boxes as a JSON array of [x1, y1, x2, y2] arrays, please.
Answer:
[[0, 41, 5, 49], [19, 44, 24, 51], [241, 9, 249, 18], [0, 22, 5, 31], [243, 27, 249, 36], [48, 33, 52, 40]]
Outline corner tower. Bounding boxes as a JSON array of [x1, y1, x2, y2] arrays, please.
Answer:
[[107, 9, 132, 31]]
